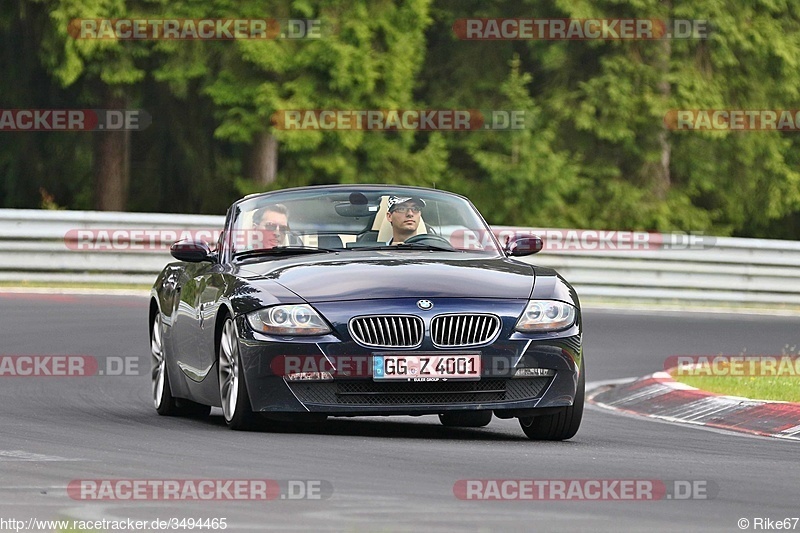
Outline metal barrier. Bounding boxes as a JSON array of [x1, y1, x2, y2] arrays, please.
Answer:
[[0, 209, 223, 286], [1, 209, 799, 304], [497, 228, 800, 304]]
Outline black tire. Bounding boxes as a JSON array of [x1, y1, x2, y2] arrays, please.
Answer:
[[519, 359, 585, 441], [151, 313, 210, 418], [439, 411, 493, 428], [218, 316, 258, 430]]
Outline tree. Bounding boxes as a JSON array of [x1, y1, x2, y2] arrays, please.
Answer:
[[0, 1, 93, 210], [197, 0, 443, 193], [41, 0, 149, 210]]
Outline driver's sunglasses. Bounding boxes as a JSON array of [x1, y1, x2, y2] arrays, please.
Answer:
[[258, 222, 290, 233], [392, 206, 422, 214]]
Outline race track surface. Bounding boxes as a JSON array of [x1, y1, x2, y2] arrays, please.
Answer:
[[0, 293, 798, 532]]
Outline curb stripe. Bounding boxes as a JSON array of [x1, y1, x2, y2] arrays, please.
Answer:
[[589, 373, 800, 441]]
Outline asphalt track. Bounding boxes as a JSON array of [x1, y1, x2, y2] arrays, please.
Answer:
[[0, 293, 798, 532]]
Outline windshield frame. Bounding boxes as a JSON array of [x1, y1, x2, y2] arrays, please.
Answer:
[[218, 185, 503, 262]]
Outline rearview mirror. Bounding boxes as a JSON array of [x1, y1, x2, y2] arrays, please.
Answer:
[[334, 202, 377, 218], [170, 240, 215, 262]]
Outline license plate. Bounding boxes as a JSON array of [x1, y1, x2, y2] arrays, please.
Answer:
[[373, 354, 481, 381]]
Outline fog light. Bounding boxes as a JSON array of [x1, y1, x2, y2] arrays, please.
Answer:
[[285, 371, 333, 382], [513, 368, 555, 378]]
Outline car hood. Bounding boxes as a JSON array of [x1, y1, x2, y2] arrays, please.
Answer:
[[237, 252, 534, 302]]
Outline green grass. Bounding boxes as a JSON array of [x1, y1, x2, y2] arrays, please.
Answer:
[[671, 371, 800, 403]]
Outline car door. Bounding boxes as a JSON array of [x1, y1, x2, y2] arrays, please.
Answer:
[[195, 267, 226, 375], [171, 261, 216, 382], [172, 209, 237, 382]]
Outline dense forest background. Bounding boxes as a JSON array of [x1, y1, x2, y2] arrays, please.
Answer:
[[2, 0, 800, 238]]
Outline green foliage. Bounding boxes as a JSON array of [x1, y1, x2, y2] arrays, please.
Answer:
[[206, 0, 439, 191], [1, 0, 800, 237], [457, 55, 585, 227]]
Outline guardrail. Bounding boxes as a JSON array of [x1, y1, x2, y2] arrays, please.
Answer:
[[1, 209, 799, 304], [490, 226, 800, 304], [0, 209, 223, 286]]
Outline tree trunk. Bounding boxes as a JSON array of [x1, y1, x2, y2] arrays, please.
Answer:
[[652, 13, 672, 200], [246, 131, 278, 186], [654, 124, 671, 200], [654, 35, 672, 200], [92, 91, 130, 210]]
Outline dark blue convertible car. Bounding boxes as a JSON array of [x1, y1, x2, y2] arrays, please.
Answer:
[[150, 185, 584, 440]]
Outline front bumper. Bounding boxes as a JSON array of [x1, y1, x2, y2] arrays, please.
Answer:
[[235, 298, 582, 417]]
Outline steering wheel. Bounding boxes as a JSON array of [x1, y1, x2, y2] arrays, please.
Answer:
[[403, 234, 454, 249]]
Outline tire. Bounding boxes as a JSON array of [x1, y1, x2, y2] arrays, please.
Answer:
[[218, 316, 258, 430], [518, 359, 585, 441], [439, 411, 493, 428], [151, 312, 210, 418]]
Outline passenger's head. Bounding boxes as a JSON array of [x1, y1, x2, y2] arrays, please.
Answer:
[[386, 195, 425, 243]]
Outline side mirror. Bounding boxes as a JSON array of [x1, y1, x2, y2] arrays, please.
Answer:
[[170, 240, 215, 262], [505, 236, 543, 257]]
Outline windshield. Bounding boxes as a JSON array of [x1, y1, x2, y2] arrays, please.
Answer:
[[225, 186, 502, 257]]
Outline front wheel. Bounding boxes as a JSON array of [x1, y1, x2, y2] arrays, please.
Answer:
[[151, 312, 209, 417], [519, 359, 584, 441], [218, 317, 258, 430]]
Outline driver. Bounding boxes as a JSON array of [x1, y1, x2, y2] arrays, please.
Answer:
[[251, 204, 289, 249], [386, 195, 426, 245]]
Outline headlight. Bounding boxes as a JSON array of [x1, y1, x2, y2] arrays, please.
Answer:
[[246, 304, 331, 335], [515, 300, 576, 332]]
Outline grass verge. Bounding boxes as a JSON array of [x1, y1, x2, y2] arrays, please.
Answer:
[[670, 359, 800, 402]]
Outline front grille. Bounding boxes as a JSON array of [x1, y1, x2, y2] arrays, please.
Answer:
[[431, 314, 501, 347], [287, 377, 551, 406], [349, 315, 423, 348]]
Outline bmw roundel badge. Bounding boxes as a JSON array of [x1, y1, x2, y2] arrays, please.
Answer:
[[417, 299, 433, 310]]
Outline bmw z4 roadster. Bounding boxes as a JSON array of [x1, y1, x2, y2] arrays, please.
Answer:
[[150, 185, 584, 440]]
